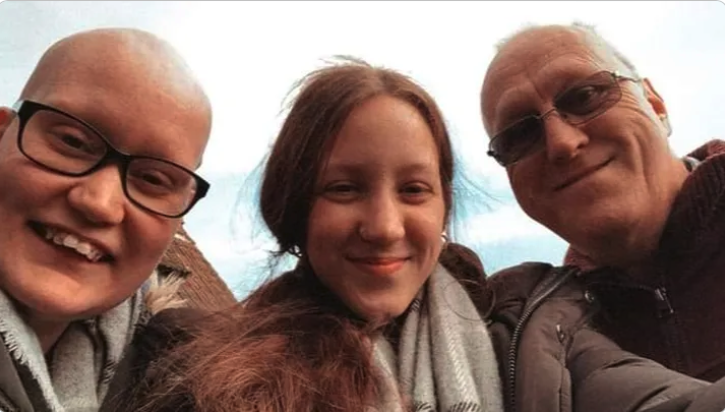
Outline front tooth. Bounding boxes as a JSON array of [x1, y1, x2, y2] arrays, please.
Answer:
[[63, 235, 80, 248], [77, 242, 92, 255], [53, 234, 65, 245], [88, 249, 101, 262]]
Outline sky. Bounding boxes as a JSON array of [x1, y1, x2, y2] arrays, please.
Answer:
[[1, 1, 723, 297]]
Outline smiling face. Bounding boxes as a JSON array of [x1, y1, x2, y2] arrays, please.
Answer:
[[481, 26, 687, 265], [0, 30, 211, 323], [305, 95, 446, 323]]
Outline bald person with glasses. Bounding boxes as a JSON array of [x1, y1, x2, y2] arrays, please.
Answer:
[[0, 28, 211, 411]]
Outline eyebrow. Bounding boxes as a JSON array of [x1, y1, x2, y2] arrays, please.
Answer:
[[322, 161, 438, 176], [494, 89, 539, 132], [493, 68, 603, 132]]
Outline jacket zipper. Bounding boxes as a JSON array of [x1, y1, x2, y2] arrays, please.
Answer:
[[654, 287, 674, 318], [506, 267, 577, 412]]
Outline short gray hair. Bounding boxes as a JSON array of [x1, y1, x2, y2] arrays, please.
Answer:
[[494, 21, 640, 79]]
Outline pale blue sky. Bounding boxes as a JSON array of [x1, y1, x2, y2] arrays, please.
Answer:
[[1, 1, 723, 297]]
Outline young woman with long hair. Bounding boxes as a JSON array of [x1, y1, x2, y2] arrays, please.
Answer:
[[105, 58, 504, 412]]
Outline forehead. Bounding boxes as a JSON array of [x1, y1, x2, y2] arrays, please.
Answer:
[[482, 28, 622, 131], [25, 51, 210, 169], [324, 95, 440, 172]]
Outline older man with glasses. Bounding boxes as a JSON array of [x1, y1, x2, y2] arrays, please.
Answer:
[[0, 28, 211, 411], [478, 22, 725, 412]]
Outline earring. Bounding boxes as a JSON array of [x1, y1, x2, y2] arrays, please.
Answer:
[[290, 245, 303, 258], [441, 231, 449, 244]]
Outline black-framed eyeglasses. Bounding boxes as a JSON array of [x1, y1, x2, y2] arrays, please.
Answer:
[[10, 100, 210, 218], [487, 70, 639, 167]]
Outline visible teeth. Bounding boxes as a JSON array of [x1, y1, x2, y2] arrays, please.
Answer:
[[77, 242, 91, 255], [89, 250, 102, 263], [42, 227, 105, 262], [63, 235, 79, 248]]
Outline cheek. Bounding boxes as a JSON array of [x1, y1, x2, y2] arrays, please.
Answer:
[[407, 202, 447, 261], [0, 160, 64, 215], [119, 214, 178, 283], [412, 213, 444, 247], [305, 203, 349, 279], [508, 165, 538, 211], [306, 202, 354, 249]]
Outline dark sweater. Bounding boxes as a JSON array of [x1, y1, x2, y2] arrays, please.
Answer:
[[565, 140, 725, 381]]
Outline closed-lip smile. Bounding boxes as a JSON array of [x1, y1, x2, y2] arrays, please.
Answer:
[[553, 158, 613, 191], [347, 256, 408, 276]]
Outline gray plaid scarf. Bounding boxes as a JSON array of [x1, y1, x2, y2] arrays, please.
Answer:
[[0, 288, 143, 412], [372, 264, 504, 412]]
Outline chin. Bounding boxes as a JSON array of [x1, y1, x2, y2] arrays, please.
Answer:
[[15, 284, 105, 322], [360, 304, 408, 325]]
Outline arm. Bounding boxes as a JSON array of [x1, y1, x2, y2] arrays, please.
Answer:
[[569, 327, 712, 412], [640, 377, 725, 412]]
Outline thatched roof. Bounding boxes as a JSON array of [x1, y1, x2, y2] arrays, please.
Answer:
[[158, 225, 237, 311]]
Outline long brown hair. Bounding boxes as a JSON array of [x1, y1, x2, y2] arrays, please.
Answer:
[[127, 58, 486, 412], [261, 56, 454, 257]]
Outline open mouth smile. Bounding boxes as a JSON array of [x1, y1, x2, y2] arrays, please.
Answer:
[[28, 221, 113, 263]]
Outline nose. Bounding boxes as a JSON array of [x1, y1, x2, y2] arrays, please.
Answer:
[[67, 164, 126, 225], [542, 112, 589, 165], [358, 192, 405, 245]]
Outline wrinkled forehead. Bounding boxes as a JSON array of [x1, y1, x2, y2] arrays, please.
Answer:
[[481, 28, 622, 131]]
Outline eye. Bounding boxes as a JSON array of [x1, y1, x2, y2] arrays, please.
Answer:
[[501, 116, 541, 141], [60, 134, 85, 149], [327, 183, 356, 193], [47, 128, 103, 156], [130, 169, 175, 191], [556, 83, 611, 116], [127, 161, 192, 196], [140, 171, 171, 186], [321, 182, 361, 202], [401, 183, 426, 194], [400, 182, 433, 203]]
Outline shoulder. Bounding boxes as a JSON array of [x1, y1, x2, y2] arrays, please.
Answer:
[[101, 307, 210, 412], [439, 242, 486, 282], [489, 261, 556, 304], [687, 139, 725, 162], [136, 307, 211, 354]]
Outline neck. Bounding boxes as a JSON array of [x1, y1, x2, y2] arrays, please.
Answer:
[[576, 158, 690, 280], [22, 314, 69, 354]]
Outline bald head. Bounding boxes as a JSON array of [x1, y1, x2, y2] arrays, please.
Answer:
[[15, 28, 212, 171], [22, 28, 210, 118]]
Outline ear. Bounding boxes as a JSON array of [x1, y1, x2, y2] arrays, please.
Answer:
[[642, 78, 666, 115], [642, 78, 671, 136], [0, 107, 15, 143]]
